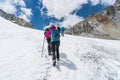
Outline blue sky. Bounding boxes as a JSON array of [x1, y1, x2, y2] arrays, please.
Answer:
[[0, 0, 116, 30]]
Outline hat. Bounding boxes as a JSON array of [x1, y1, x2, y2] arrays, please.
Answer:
[[50, 25, 56, 30]]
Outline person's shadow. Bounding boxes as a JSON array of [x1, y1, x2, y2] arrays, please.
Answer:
[[59, 53, 77, 70]]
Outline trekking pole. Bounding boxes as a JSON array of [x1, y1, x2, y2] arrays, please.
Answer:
[[41, 36, 45, 57]]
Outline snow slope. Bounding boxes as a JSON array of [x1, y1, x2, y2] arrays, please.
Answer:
[[0, 16, 120, 80]]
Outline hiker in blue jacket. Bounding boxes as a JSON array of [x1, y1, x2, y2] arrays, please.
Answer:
[[61, 26, 65, 36], [49, 25, 60, 66]]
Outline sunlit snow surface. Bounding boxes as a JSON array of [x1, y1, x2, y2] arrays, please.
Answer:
[[0, 17, 120, 80]]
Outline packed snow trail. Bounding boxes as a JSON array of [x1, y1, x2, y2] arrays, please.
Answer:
[[48, 35, 120, 80], [1, 16, 120, 80]]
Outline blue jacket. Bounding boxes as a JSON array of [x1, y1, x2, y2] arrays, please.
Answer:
[[50, 29, 60, 42], [61, 27, 65, 32]]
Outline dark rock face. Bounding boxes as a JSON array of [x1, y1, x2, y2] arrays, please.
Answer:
[[0, 9, 34, 29], [66, 0, 120, 40], [114, 0, 120, 11]]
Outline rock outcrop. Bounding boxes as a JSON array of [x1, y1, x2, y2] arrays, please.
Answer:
[[0, 9, 34, 29], [66, 0, 120, 40]]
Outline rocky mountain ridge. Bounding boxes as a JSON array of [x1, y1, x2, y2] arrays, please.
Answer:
[[66, 0, 120, 40], [0, 9, 34, 29]]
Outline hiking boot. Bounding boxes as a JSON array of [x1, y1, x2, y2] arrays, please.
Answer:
[[57, 58, 60, 61], [48, 51, 52, 56], [53, 60, 56, 66], [48, 53, 52, 56]]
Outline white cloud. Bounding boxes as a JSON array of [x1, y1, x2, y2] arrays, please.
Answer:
[[15, 0, 32, 22], [90, 0, 116, 6], [41, 0, 116, 19], [21, 8, 32, 17], [41, 0, 116, 28], [101, 0, 116, 6], [90, 0, 100, 5], [19, 8, 32, 22], [0, 0, 32, 22], [42, 0, 88, 19], [0, 0, 16, 14], [13, 0, 26, 7], [62, 15, 84, 28], [41, 0, 87, 28]]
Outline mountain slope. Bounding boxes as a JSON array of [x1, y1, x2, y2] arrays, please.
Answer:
[[0, 9, 34, 29], [0, 16, 120, 80], [66, 0, 120, 40]]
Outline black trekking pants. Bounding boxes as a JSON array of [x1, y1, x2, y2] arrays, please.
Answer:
[[47, 38, 51, 55], [48, 42, 51, 54], [51, 41, 60, 60]]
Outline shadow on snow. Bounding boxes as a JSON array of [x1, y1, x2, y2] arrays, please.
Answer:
[[60, 53, 77, 70]]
